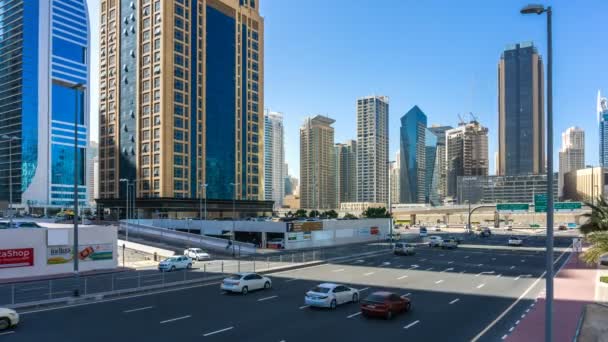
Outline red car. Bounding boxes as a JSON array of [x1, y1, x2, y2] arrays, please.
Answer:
[[360, 291, 411, 319]]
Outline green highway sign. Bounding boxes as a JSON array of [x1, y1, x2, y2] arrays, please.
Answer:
[[555, 202, 582, 212], [496, 203, 529, 213], [534, 194, 547, 213]]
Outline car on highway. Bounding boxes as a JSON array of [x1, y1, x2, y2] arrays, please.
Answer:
[[221, 272, 272, 295], [158, 255, 192, 272], [441, 238, 458, 249], [508, 236, 523, 246], [427, 236, 443, 247], [558, 224, 567, 231], [183, 248, 210, 261], [267, 238, 285, 249], [480, 227, 492, 237], [360, 291, 411, 319], [419, 227, 428, 237], [0, 308, 19, 331], [304, 283, 359, 309], [393, 242, 415, 256]]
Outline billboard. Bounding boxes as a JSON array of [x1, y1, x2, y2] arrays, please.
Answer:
[[47, 244, 113, 265], [286, 221, 323, 232], [0, 248, 34, 268]]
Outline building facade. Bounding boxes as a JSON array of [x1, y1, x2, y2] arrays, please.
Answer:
[[389, 151, 400, 205], [598, 91, 608, 166], [457, 174, 558, 205], [0, 0, 90, 213], [335, 140, 357, 205], [263, 110, 284, 208], [446, 121, 489, 199], [428, 125, 452, 204], [88, 141, 99, 207], [356, 96, 389, 205], [98, 0, 264, 207], [300, 115, 336, 210], [400, 106, 427, 204], [424, 128, 439, 204], [563, 167, 607, 203], [558, 127, 585, 197], [498, 42, 545, 176]]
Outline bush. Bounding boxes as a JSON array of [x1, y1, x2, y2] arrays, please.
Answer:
[[601, 276, 608, 284]]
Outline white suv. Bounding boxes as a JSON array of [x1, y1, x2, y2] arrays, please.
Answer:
[[304, 283, 360, 309], [184, 248, 210, 261], [428, 236, 443, 247], [0, 308, 19, 331], [158, 256, 192, 272], [221, 272, 272, 295]]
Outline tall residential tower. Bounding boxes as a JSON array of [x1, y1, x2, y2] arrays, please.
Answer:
[[264, 110, 284, 209], [335, 140, 357, 205], [446, 121, 489, 200], [599, 91, 608, 166], [559, 127, 585, 197], [400, 106, 427, 204]]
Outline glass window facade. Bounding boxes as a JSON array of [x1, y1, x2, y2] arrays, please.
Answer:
[[52, 84, 85, 124], [51, 145, 85, 186], [400, 106, 427, 204]]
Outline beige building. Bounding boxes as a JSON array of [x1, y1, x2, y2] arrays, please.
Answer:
[[390, 151, 400, 205], [339, 202, 385, 213], [559, 127, 585, 197], [300, 115, 336, 210], [98, 0, 264, 204], [564, 167, 607, 203], [335, 140, 357, 205], [446, 121, 489, 198], [282, 194, 300, 209]]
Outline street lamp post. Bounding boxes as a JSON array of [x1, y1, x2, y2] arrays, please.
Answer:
[[387, 160, 395, 245], [199, 183, 208, 235], [71, 83, 84, 297], [119, 178, 129, 241], [1, 135, 17, 228], [520, 5, 553, 341], [230, 182, 237, 257]]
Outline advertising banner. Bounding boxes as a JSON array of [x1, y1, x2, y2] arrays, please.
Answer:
[[370, 227, 380, 235], [0, 248, 34, 268], [358, 227, 371, 237], [287, 221, 323, 232], [47, 244, 113, 265]]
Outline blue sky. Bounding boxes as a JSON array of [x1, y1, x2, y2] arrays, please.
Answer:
[[87, 0, 608, 177]]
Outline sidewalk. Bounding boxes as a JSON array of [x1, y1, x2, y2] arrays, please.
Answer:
[[507, 252, 597, 342]]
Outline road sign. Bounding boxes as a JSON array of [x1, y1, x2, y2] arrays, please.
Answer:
[[496, 203, 529, 213], [534, 194, 547, 213], [555, 202, 582, 212]]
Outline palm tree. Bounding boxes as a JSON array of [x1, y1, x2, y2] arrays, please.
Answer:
[[580, 232, 608, 264], [579, 196, 608, 263]]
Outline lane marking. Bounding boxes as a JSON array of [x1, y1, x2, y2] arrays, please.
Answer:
[[521, 259, 526, 262], [18, 286, 48, 292], [441, 267, 454, 272], [464, 256, 470, 259], [476, 271, 495, 277], [285, 278, 299, 282], [363, 272, 375, 276], [425, 267, 434, 271], [160, 315, 191, 324], [403, 320, 420, 329], [449, 298, 460, 305], [332, 268, 345, 272], [347, 312, 362, 319], [258, 295, 278, 302], [509, 327, 515, 332], [515, 320, 520, 325], [203, 326, 234, 337], [502, 334, 508, 340], [510, 266, 516, 269], [435, 280, 444, 284], [447, 261, 454, 264], [514, 276, 521, 281], [476, 284, 485, 289], [496, 274, 502, 278], [358, 287, 370, 292], [0, 332, 15, 336], [355, 259, 365, 263], [299, 305, 310, 309], [477, 263, 484, 267], [401, 293, 411, 298], [397, 275, 408, 280], [419, 258, 427, 262], [123, 306, 154, 313]]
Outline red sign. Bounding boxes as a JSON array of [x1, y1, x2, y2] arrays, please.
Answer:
[[0, 248, 34, 268], [370, 227, 379, 235]]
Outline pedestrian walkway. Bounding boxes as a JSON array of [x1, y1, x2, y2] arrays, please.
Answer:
[[507, 252, 597, 342]]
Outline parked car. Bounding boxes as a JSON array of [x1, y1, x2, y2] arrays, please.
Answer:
[[221, 272, 272, 295], [267, 238, 285, 249], [419, 227, 428, 237], [0, 308, 19, 331], [158, 256, 192, 272], [441, 238, 458, 249], [304, 283, 359, 309], [393, 242, 415, 256], [360, 291, 411, 319], [480, 227, 492, 237], [558, 224, 567, 231], [183, 248, 210, 261], [427, 236, 443, 247], [508, 236, 523, 246]]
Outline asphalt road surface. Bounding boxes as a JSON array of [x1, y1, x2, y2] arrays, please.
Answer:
[[3, 234, 573, 342]]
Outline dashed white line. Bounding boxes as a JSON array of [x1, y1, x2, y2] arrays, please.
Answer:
[[403, 320, 420, 329], [419, 258, 427, 262], [124, 306, 154, 313], [501, 334, 508, 340], [347, 312, 362, 318], [521, 259, 526, 263], [425, 267, 434, 271], [510, 266, 516, 269], [521, 314, 526, 319], [496, 274, 502, 278], [0, 331, 15, 336], [203, 326, 234, 337], [285, 278, 299, 282], [476, 271, 495, 277], [442, 267, 454, 272], [332, 268, 345, 273], [514, 276, 521, 281], [476, 283, 485, 289], [299, 305, 310, 309], [435, 280, 444, 284], [509, 327, 515, 332], [477, 263, 484, 267], [447, 261, 454, 264], [358, 287, 370, 292], [525, 308, 530, 313], [449, 298, 460, 305], [363, 272, 375, 276], [397, 275, 408, 280], [464, 256, 470, 259], [258, 295, 278, 302], [160, 315, 191, 324], [515, 320, 520, 325]]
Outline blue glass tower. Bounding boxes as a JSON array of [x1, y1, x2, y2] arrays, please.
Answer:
[[400, 106, 427, 203], [0, 0, 89, 212], [598, 91, 608, 166]]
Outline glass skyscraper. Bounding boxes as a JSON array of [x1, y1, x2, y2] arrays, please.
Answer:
[[598, 91, 608, 166], [0, 0, 90, 212], [400, 106, 427, 204]]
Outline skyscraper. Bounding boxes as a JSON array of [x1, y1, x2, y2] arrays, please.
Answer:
[[390, 151, 400, 205], [446, 121, 489, 199], [498, 42, 545, 176], [88, 141, 99, 208], [559, 127, 585, 197], [400, 106, 427, 203], [0, 1, 90, 212], [264, 110, 284, 208], [98, 0, 264, 206], [424, 128, 439, 204], [300, 116, 336, 210], [428, 125, 452, 204], [335, 140, 357, 204], [356, 96, 389, 204], [598, 91, 608, 166]]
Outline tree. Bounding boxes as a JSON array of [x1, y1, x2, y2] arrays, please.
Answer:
[[284, 211, 293, 218], [295, 209, 308, 218], [343, 213, 358, 220], [581, 232, 608, 264], [362, 207, 391, 218], [309, 210, 320, 218], [580, 196, 608, 235], [323, 210, 338, 219]]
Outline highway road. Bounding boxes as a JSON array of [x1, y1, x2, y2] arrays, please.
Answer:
[[2, 234, 573, 342]]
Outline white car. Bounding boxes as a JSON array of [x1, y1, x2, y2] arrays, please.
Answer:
[[304, 283, 360, 309], [221, 272, 272, 295], [184, 248, 210, 261], [508, 236, 523, 246], [158, 255, 192, 272], [0, 308, 19, 331], [428, 236, 443, 247]]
